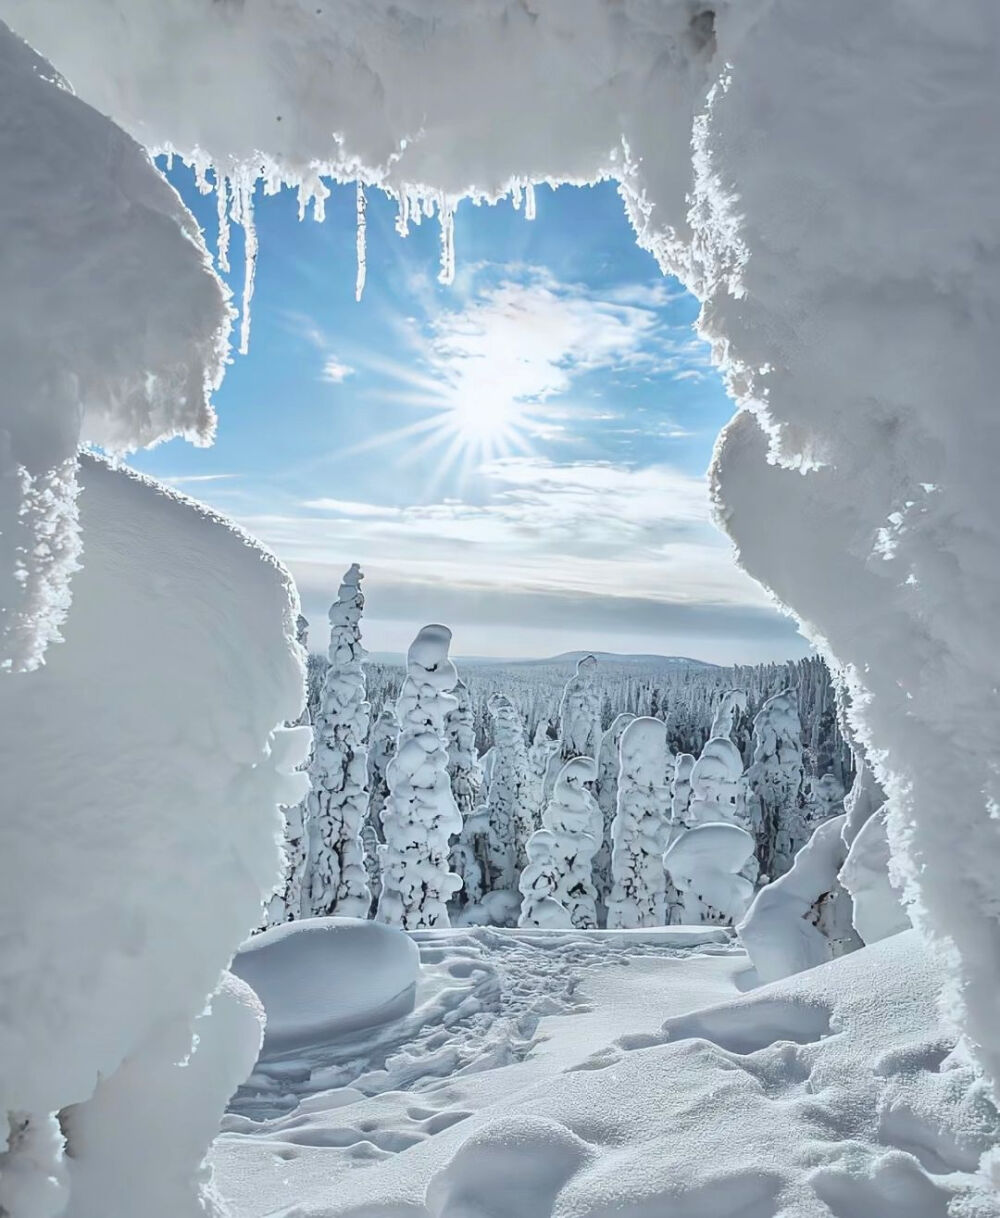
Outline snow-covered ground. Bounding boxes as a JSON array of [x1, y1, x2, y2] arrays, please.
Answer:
[[213, 921, 1000, 1218]]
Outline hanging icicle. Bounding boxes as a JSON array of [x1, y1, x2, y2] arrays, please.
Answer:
[[231, 171, 258, 356], [395, 191, 410, 238], [215, 171, 231, 274], [438, 201, 455, 285], [355, 181, 367, 302], [512, 182, 524, 211], [525, 183, 537, 221]]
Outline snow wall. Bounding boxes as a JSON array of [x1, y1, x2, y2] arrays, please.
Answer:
[[3, 0, 1000, 1126]]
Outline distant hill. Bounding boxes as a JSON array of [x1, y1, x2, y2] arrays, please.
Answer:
[[364, 649, 719, 670]]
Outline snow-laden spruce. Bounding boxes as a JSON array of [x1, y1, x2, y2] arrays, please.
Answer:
[[363, 705, 398, 903], [664, 822, 756, 926], [519, 757, 600, 930], [606, 717, 673, 929], [526, 718, 559, 828], [545, 655, 600, 797], [710, 688, 747, 741], [303, 564, 372, 920], [481, 693, 531, 897], [671, 752, 695, 827], [267, 613, 312, 927], [747, 690, 806, 880], [446, 679, 486, 911], [377, 625, 463, 930], [688, 736, 747, 828], [593, 712, 636, 906]]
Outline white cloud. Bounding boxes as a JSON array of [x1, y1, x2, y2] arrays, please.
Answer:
[[160, 473, 239, 486], [320, 356, 354, 384], [245, 457, 769, 613]]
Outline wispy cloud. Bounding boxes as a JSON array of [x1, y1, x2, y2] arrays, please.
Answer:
[[321, 357, 354, 384], [160, 473, 240, 486]]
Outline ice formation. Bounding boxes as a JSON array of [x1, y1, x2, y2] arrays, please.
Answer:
[[303, 564, 373, 920], [519, 757, 600, 930], [377, 625, 463, 929], [606, 718, 673, 929]]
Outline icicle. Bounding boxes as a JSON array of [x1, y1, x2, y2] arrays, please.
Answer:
[[512, 182, 523, 211], [395, 192, 410, 238], [438, 202, 455, 286], [355, 181, 368, 303], [233, 173, 258, 356], [525, 183, 536, 221], [215, 172, 230, 274]]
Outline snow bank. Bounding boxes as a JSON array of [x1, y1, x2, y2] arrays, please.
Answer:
[[0, 457, 305, 1206], [0, 21, 229, 671], [231, 918, 419, 1049]]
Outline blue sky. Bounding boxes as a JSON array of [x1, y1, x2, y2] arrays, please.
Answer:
[[128, 168, 805, 663]]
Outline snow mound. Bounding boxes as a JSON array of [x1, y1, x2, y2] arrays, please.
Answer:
[[232, 918, 420, 1049]]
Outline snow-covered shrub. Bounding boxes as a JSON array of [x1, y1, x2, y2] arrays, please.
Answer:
[[606, 718, 672, 929], [377, 625, 463, 929], [519, 757, 600, 930], [483, 693, 531, 896], [303, 564, 372, 920], [593, 712, 637, 906], [738, 815, 862, 984], [746, 691, 805, 879], [663, 823, 756, 926]]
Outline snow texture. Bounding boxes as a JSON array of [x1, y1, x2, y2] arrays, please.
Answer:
[[0, 21, 229, 672], [606, 718, 672, 929], [670, 752, 695, 827], [739, 814, 862, 985], [482, 693, 530, 903], [520, 758, 600, 931], [304, 564, 372, 920], [231, 918, 419, 1050], [746, 691, 805, 879], [445, 679, 485, 911], [377, 625, 463, 929], [0, 456, 306, 1213], [710, 688, 747, 741], [688, 736, 747, 829]]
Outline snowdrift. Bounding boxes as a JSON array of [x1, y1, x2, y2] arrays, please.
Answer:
[[232, 918, 420, 1049]]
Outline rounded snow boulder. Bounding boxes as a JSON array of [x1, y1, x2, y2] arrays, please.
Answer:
[[231, 917, 420, 1049]]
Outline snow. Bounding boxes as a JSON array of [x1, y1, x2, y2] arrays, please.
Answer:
[[231, 919, 420, 1050], [212, 930, 1000, 1218], [0, 21, 229, 671], [0, 455, 305, 1213], [739, 815, 861, 985], [840, 806, 911, 946], [664, 822, 756, 927]]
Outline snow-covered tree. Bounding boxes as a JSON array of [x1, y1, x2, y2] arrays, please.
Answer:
[[664, 822, 757, 926], [747, 690, 806, 879], [710, 688, 748, 741], [688, 736, 747, 828], [519, 757, 600, 929], [805, 772, 845, 825], [303, 565, 372, 919], [526, 717, 559, 832], [377, 624, 463, 929], [545, 655, 601, 797], [446, 678, 485, 910], [606, 717, 672, 928], [481, 693, 530, 898], [671, 752, 695, 826], [593, 712, 637, 904], [362, 705, 398, 907], [266, 612, 312, 926]]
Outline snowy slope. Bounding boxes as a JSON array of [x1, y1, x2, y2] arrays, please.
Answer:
[[213, 928, 999, 1218]]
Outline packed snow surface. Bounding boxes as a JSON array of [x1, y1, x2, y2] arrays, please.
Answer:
[[214, 930, 1000, 1218], [232, 919, 420, 1050]]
